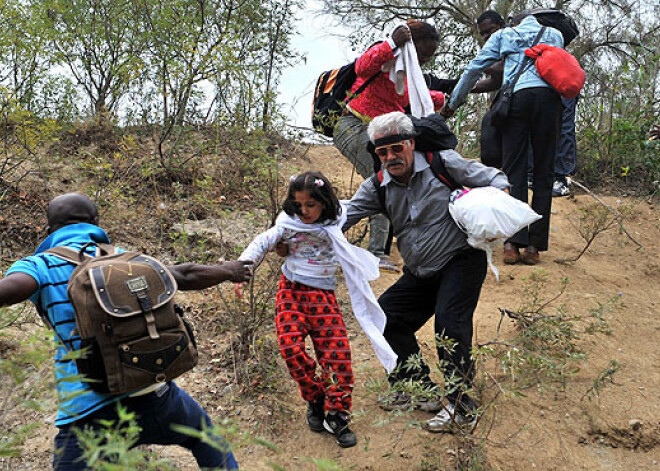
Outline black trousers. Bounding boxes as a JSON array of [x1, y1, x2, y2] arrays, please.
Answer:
[[380, 249, 487, 401], [501, 87, 561, 251]]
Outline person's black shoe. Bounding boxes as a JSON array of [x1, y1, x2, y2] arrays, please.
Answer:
[[323, 411, 357, 448], [306, 399, 325, 433]]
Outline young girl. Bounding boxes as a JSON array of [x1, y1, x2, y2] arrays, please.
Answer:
[[237, 171, 396, 448]]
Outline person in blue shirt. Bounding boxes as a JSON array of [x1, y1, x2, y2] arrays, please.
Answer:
[[444, 13, 564, 266], [540, 95, 579, 197], [0, 193, 253, 470], [472, 12, 579, 198]]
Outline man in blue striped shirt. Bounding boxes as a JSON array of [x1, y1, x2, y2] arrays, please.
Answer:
[[0, 193, 252, 470]]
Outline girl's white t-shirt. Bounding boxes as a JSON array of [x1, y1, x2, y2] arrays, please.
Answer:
[[239, 224, 338, 290]]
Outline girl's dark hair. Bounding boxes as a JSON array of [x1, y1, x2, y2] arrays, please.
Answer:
[[282, 171, 341, 222], [407, 20, 440, 43]]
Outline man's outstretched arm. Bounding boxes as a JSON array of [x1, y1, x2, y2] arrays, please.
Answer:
[[168, 260, 253, 291], [0, 273, 39, 307]]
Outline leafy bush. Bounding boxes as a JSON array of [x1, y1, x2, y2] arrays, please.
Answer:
[[0, 306, 53, 458], [579, 114, 659, 192], [486, 271, 619, 393]]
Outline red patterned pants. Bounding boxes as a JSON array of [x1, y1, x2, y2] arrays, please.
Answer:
[[275, 276, 354, 413]]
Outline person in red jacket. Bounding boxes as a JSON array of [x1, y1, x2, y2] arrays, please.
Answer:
[[333, 21, 447, 273]]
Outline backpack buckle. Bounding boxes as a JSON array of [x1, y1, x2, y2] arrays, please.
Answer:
[[126, 276, 149, 294], [128, 277, 160, 340], [135, 293, 159, 340]]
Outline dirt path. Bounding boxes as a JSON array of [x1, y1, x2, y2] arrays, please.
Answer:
[[11, 144, 660, 470], [227, 145, 659, 471]]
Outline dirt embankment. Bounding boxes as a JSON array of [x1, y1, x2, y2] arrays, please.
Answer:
[[228, 145, 659, 471], [9, 144, 660, 471]]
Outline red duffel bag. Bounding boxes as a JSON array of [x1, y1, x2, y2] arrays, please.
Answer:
[[525, 44, 585, 99]]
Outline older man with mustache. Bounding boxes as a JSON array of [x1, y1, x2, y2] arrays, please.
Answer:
[[343, 111, 509, 432]]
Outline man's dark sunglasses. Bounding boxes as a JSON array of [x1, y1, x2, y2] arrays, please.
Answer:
[[375, 143, 405, 157]]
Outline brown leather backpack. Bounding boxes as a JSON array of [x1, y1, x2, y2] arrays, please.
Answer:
[[45, 244, 198, 394]]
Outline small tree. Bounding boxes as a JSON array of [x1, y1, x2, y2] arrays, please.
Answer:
[[40, 0, 147, 116], [0, 1, 50, 111]]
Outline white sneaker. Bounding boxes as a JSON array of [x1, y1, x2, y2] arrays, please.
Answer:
[[552, 178, 570, 197], [422, 403, 476, 433]]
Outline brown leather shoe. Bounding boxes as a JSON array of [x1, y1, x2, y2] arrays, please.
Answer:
[[521, 246, 540, 265], [503, 243, 520, 265]]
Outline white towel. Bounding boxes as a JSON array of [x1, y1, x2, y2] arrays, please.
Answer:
[[387, 25, 434, 117], [275, 204, 398, 373]]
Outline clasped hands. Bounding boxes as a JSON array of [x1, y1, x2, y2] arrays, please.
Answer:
[[233, 242, 288, 299]]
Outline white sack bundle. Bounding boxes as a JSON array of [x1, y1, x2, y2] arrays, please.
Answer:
[[448, 187, 541, 280]]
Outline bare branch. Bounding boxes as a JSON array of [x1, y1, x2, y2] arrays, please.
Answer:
[[570, 178, 644, 249]]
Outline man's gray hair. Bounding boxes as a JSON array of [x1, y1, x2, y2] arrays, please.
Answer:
[[367, 112, 415, 143]]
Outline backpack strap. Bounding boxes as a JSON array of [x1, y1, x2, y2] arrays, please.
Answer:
[[37, 243, 117, 346], [426, 152, 461, 191], [371, 170, 389, 219], [44, 246, 91, 264], [95, 243, 118, 256], [509, 27, 547, 90], [371, 170, 393, 256], [36, 246, 88, 351], [45, 243, 117, 263], [345, 69, 380, 106], [37, 243, 118, 351]]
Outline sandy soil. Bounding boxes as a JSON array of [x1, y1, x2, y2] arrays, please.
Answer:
[[6, 144, 660, 470]]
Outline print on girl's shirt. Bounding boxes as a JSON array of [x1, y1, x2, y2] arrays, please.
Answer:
[[285, 229, 336, 266]]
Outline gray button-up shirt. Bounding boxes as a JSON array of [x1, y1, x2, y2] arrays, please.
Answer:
[[344, 150, 510, 278]]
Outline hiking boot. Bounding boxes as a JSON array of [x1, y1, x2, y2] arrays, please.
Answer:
[[378, 390, 443, 412], [503, 243, 521, 265], [323, 412, 357, 448], [306, 399, 325, 433], [552, 177, 570, 197], [521, 246, 540, 265], [422, 403, 477, 433], [378, 256, 401, 273]]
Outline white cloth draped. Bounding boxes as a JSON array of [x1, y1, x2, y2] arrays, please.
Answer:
[[386, 25, 435, 117], [275, 204, 398, 372]]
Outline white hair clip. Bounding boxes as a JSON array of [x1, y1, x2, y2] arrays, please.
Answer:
[[289, 175, 297, 182], [314, 178, 324, 187]]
